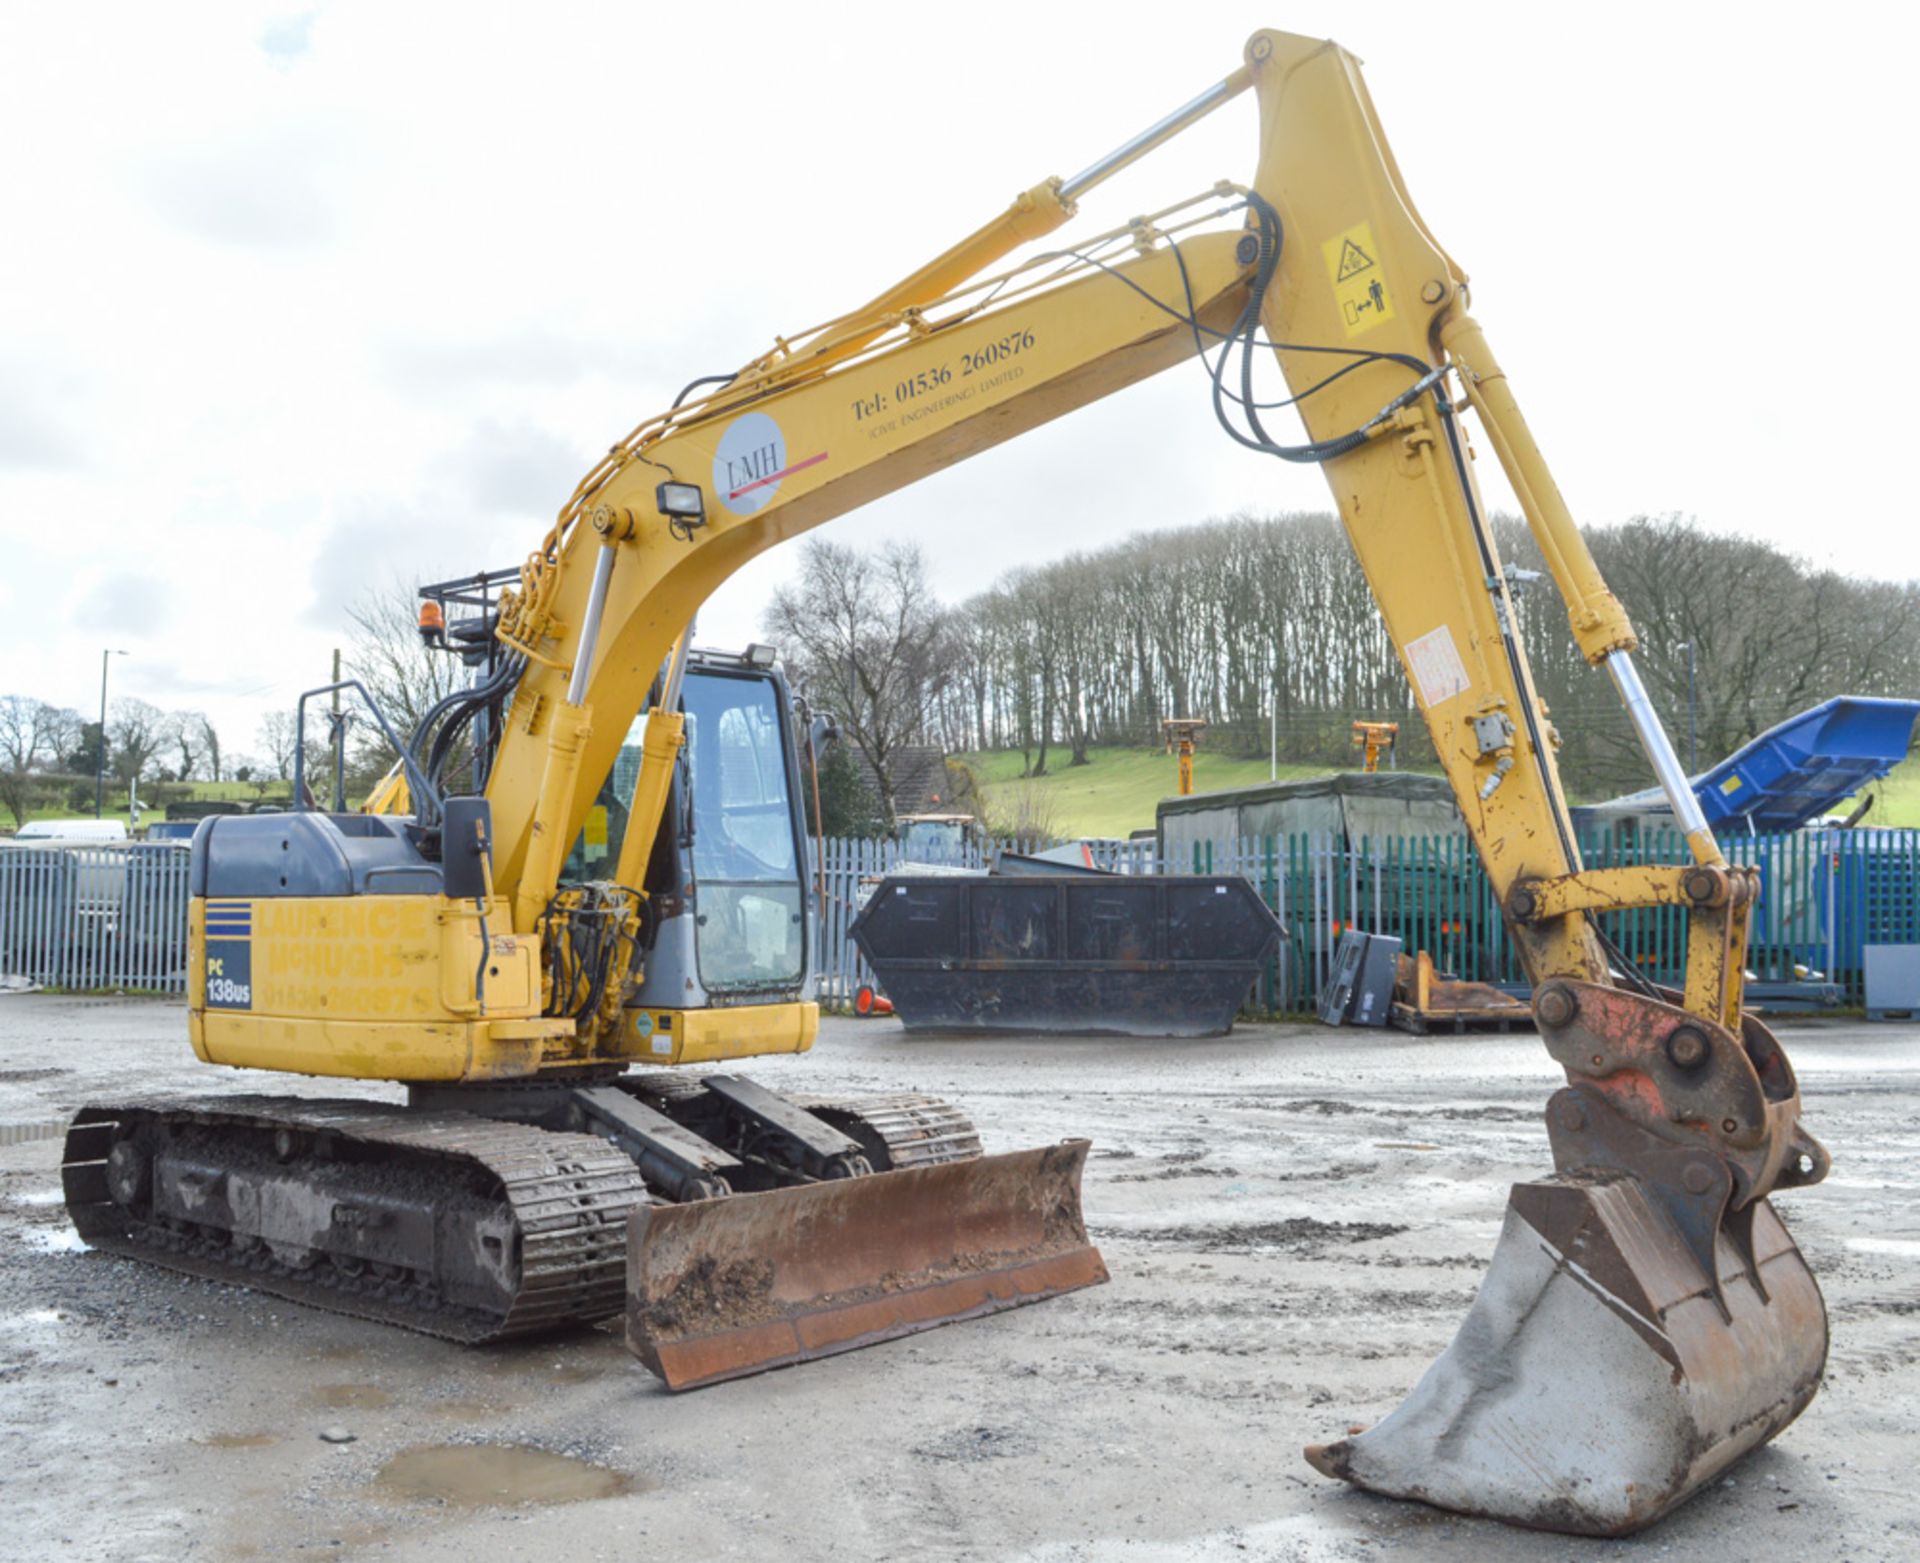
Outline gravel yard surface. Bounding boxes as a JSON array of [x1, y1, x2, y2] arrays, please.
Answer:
[[1, 993, 1914, 1561]]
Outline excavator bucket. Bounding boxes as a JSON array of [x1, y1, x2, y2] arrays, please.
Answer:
[[1306, 1174, 1828, 1536], [626, 1139, 1106, 1390]]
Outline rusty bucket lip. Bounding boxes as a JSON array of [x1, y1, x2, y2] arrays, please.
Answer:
[[626, 1139, 1106, 1391]]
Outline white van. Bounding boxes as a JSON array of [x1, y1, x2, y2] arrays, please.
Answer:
[[13, 819, 130, 842]]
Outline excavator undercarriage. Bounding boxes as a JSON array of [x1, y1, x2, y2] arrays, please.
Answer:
[[64, 1077, 1102, 1381]]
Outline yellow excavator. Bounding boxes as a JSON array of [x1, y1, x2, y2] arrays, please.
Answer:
[[63, 27, 1828, 1537]]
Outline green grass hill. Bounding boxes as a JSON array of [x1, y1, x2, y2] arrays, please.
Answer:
[[956, 745, 1920, 841]]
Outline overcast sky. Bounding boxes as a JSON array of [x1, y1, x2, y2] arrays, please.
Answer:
[[3, 2, 1914, 764]]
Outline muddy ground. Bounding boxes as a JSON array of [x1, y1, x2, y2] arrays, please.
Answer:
[[0, 992, 1914, 1561]]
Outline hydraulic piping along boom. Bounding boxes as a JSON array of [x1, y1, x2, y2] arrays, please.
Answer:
[[510, 524, 620, 937]]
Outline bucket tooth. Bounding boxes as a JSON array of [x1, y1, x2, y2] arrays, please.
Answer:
[[626, 1139, 1106, 1389], [1305, 1173, 1827, 1537]]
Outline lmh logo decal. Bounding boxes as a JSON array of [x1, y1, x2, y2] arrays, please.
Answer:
[[713, 412, 827, 515]]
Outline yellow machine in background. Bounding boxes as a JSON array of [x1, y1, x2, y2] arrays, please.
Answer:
[[1161, 717, 1208, 796], [1351, 719, 1398, 772], [64, 27, 1828, 1534]]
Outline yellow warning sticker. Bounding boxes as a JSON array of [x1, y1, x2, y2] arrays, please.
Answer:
[[1720, 774, 1744, 796], [584, 805, 609, 847], [1321, 221, 1395, 337]]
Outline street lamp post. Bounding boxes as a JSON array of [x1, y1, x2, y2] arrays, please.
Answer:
[[95, 648, 127, 819]]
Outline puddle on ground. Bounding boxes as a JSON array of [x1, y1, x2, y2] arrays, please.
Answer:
[[374, 1444, 643, 1507], [202, 1432, 278, 1449], [309, 1383, 395, 1410]]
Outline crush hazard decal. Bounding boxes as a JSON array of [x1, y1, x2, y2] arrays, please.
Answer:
[[1321, 220, 1395, 338], [203, 899, 254, 1009], [713, 412, 826, 515]]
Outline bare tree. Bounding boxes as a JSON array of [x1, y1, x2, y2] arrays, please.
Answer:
[[164, 709, 211, 782], [0, 696, 79, 827], [199, 714, 223, 784], [257, 711, 299, 783], [107, 698, 169, 787], [767, 541, 954, 823], [342, 578, 473, 782], [255, 711, 331, 792]]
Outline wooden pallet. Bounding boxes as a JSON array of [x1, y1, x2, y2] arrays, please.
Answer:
[[1389, 950, 1534, 1037]]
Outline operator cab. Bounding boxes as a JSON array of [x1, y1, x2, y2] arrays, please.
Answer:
[[564, 648, 813, 1012]]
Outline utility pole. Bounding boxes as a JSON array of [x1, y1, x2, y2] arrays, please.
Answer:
[[1270, 690, 1277, 783], [95, 648, 127, 818]]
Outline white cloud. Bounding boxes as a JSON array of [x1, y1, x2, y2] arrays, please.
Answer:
[[259, 10, 318, 67], [0, 393, 84, 472], [434, 418, 593, 517], [139, 119, 345, 250], [71, 572, 170, 638], [0, 0, 1914, 761]]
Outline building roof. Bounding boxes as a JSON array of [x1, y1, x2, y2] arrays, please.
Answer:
[[852, 744, 955, 821]]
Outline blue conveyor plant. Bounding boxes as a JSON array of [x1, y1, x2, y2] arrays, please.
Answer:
[[1583, 697, 1920, 834]]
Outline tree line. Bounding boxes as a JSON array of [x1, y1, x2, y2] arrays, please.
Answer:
[[764, 513, 1920, 810], [0, 695, 323, 827], [1, 581, 478, 829], [13, 511, 1911, 831]]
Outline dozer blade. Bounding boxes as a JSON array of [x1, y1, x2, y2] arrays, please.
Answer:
[[625, 1138, 1106, 1390], [1306, 1173, 1828, 1536]]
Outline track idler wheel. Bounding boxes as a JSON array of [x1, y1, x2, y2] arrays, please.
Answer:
[[1305, 1168, 1827, 1535]]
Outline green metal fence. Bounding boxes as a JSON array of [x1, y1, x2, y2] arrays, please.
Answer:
[[9, 824, 1913, 1011], [1186, 826, 1920, 1013]]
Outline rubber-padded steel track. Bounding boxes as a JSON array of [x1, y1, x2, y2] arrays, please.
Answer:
[[790, 1092, 984, 1171], [620, 1074, 984, 1173], [61, 1095, 648, 1343]]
